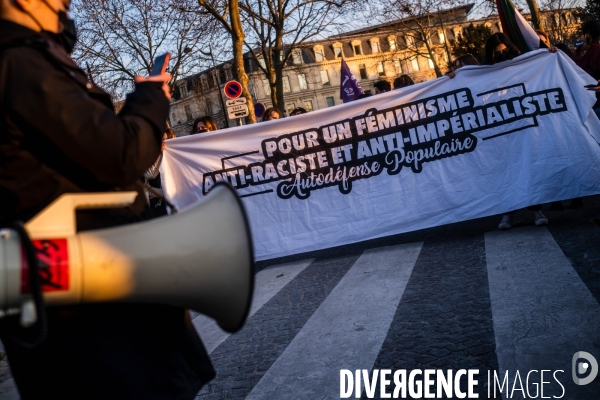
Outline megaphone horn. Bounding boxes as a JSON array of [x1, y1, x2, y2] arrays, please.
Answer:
[[0, 183, 254, 333]]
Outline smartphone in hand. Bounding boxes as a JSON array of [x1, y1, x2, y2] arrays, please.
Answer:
[[150, 53, 171, 76]]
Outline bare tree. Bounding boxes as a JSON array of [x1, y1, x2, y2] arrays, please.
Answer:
[[371, 0, 472, 78], [539, 0, 583, 43], [72, 0, 216, 99], [182, 0, 257, 123], [239, 0, 356, 110]]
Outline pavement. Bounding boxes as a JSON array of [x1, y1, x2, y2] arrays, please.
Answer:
[[1, 196, 600, 399]]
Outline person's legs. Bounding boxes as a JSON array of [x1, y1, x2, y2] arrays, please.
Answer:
[[527, 204, 548, 226], [498, 212, 513, 230]]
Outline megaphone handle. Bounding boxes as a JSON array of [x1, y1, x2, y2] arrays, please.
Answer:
[[137, 181, 178, 214], [0, 222, 48, 348]]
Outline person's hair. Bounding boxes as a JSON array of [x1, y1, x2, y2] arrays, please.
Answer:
[[453, 54, 480, 68], [393, 75, 414, 89], [554, 43, 572, 56], [582, 20, 600, 41], [190, 116, 218, 134], [262, 107, 282, 121], [373, 80, 392, 92], [290, 107, 307, 116], [165, 128, 176, 139], [485, 33, 520, 65]]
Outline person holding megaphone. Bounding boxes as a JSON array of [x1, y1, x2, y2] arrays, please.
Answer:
[[0, 0, 218, 398]]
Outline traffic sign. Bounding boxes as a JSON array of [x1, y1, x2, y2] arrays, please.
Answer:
[[254, 102, 266, 118], [224, 80, 243, 99], [226, 97, 247, 106], [228, 106, 249, 119]]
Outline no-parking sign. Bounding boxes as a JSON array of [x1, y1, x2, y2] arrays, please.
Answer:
[[254, 102, 266, 118], [224, 80, 243, 99]]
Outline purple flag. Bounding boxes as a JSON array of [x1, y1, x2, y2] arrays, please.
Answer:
[[339, 59, 364, 103]]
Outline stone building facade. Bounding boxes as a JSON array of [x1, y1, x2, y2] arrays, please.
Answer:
[[168, 5, 580, 137]]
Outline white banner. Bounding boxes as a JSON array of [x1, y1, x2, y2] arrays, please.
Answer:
[[161, 50, 600, 261]]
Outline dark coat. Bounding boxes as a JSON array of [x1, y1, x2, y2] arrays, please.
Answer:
[[0, 20, 215, 399]]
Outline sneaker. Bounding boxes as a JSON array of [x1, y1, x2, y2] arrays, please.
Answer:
[[498, 214, 512, 230], [533, 210, 548, 226]]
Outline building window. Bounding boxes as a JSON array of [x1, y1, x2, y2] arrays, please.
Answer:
[[428, 57, 435, 69], [315, 49, 324, 61], [320, 70, 330, 86], [179, 84, 188, 98], [205, 102, 212, 115], [314, 45, 325, 62], [438, 32, 445, 43], [258, 58, 266, 69], [303, 100, 313, 111], [377, 61, 385, 76], [405, 35, 414, 47], [170, 112, 177, 124], [334, 47, 343, 58], [184, 105, 193, 121], [389, 38, 397, 50], [326, 96, 335, 107], [372, 41, 380, 53], [411, 58, 420, 72], [359, 64, 367, 80], [283, 76, 291, 93], [262, 79, 271, 96], [298, 73, 308, 90], [292, 49, 303, 64], [403, 58, 419, 73], [394, 59, 402, 74], [352, 40, 363, 56], [286, 103, 296, 115]]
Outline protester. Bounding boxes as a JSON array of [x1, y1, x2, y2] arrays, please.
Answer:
[[190, 115, 218, 135], [0, 2, 215, 399], [373, 80, 392, 94], [290, 107, 307, 116], [484, 32, 521, 65], [262, 107, 282, 121], [483, 33, 549, 229], [573, 20, 600, 117], [447, 54, 480, 78], [145, 128, 176, 217], [561, 20, 600, 210], [393, 75, 414, 89]]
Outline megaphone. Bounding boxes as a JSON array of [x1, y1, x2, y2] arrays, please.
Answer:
[[0, 183, 254, 333]]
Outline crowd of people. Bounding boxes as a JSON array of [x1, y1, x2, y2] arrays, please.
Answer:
[[153, 21, 600, 229], [443, 22, 600, 229]]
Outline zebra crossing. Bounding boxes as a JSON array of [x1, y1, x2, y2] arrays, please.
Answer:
[[195, 226, 600, 400], [1, 217, 599, 400]]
